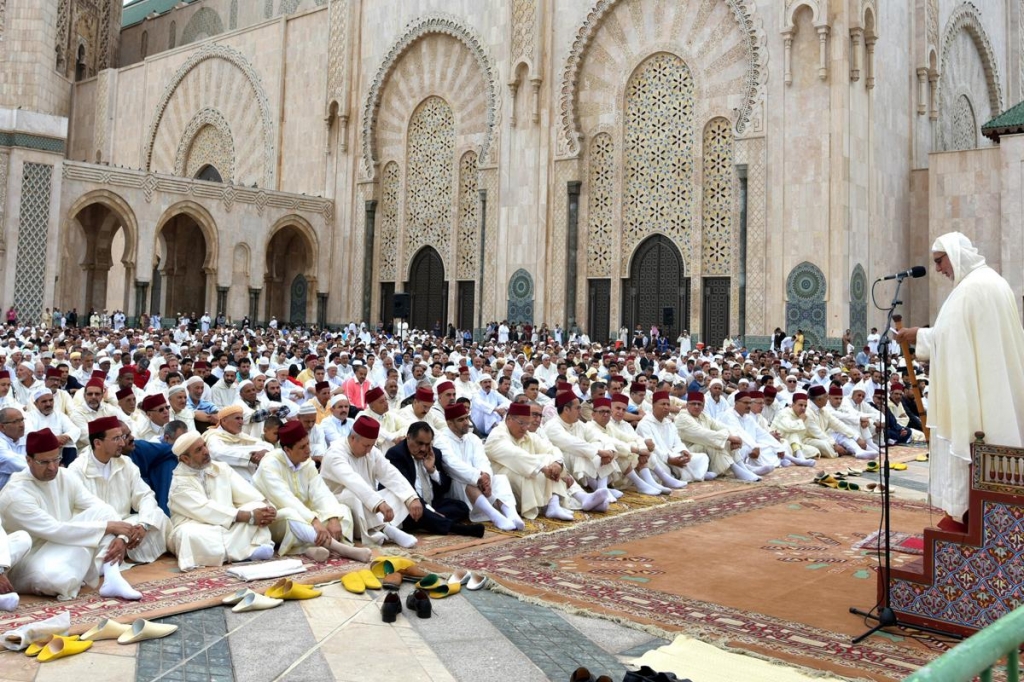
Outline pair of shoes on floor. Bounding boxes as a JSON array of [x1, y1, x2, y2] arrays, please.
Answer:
[[381, 592, 403, 623], [264, 578, 322, 600], [341, 569, 383, 594], [449, 568, 488, 591], [622, 665, 692, 682], [25, 635, 91, 662], [569, 667, 613, 682], [79, 618, 179, 645], [405, 589, 431, 619], [414, 574, 461, 599], [221, 588, 283, 612], [370, 556, 433, 589]]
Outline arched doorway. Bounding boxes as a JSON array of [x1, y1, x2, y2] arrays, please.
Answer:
[[265, 223, 315, 326], [60, 198, 135, 317], [621, 235, 688, 341], [406, 247, 447, 333], [156, 214, 209, 318]]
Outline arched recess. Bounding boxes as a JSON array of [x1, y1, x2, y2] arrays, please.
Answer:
[[403, 96, 455, 276], [361, 13, 499, 178], [622, 235, 688, 341], [264, 216, 318, 325], [849, 264, 867, 349], [174, 107, 236, 181], [154, 201, 218, 318], [556, 0, 767, 158], [935, 2, 1003, 151], [406, 246, 447, 333], [59, 189, 139, 315], [181, 7, 224, 46], [145, 43, 275, 187], [785, 261, 827, 348]]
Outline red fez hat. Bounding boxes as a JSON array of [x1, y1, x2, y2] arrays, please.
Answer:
[[414, 387, 435, 403], [0, 370, 8, 380], [458, 366, 470, 375], [444, 403, 469, 421], [314, 381, 330, 393], [118, 366, 135, 377], [629, 381, 646, 394], [26, 428, 61, 456], [365, 387, 384, 404], [610, 393, 629, 405], [734, 390, 750, 401], [792, 392, 808, 402], [116, 387, 134, 400], [88, 416, 121, 434], [305, 354, 318, 363], [610, 375, 625, 384], [763, 385, 778, 397], [352, 415, 380, 440], [652, 390, 670, 403], [45, 367, 62, 379], [593, 397, 612, 409], [557, 381, 572, 391], [436, 381, 455, 394], [278, 420, 308, 447], [749, 390, 764, 399], [828, 386, 844, 396], [194, 361, 209, 369], [808, 385, 826, 398], [686, 391, 704, 402], [86, 377, 106, 390], [140, 394, 167, 411], [91, 370, 107, 379], [555, 391, 577, 408], [508, 403, 532, 417], [891, 383, 905, 391], [873, 388, 886, 396]]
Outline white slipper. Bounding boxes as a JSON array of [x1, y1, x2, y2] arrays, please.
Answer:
[[465, 572, 488, 591], [221, 588, 256, 606], [117, 619, 178, 644], [231, 592, 283, 613], [450, 569, 471, 585], [80, 619, 132, 641]]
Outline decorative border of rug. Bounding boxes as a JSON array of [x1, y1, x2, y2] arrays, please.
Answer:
[[852, 530, 925, 556], [436, 485, 950, 680]]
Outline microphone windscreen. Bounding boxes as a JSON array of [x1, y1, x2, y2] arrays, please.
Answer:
[[911, 265, 927, 278]]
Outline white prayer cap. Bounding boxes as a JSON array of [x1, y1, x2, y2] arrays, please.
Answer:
[[237, 380, 254, 391], [852, 381, 868, 394], [297, 403, 318, 416], [351, 360, 364, 367], [31, 387, 51, 403], [19, 361, 34, 371], [250, 371, 265, 380], [257, 357, 270, 365], [709, 378, 724, 388], [186, 376, 205, 387], [328, 394, 348, 408], [224, 365, 238, 373], [829, 367, 842, 376], [168, 385, 187, 397], [172, 431, 203, 457]]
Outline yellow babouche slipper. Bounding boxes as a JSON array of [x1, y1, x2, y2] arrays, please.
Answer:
[[369, 556, 416, 579], [341, 571, 366, 594], [36, 636, 92, 662], [265, 578, 321, 600], [427, 580, 461, 599], [25, 635, 78, 657], [357, 569, 382, 590]]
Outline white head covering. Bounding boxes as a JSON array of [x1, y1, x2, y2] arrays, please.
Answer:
[[932, 231, 986, 287], [172, 431, 203, 457], [31, 387, 51, 403]]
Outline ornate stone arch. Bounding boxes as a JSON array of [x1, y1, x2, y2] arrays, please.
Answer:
[[173, 108, 236, 181], [264, 214, 320, 277], [360, 13, 499, 178], [154, 200, 219, 271], [937, 3, 1003, 117], [785, 261, 827, 347], [181, 7, 224, 45], [62, 189, 139, 264], [784, 0, 822, 28], [144, 43, 275, 187], [556, 0, 767, 158]]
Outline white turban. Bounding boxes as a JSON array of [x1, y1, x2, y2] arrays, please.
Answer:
[[172, 431, 203, 457]]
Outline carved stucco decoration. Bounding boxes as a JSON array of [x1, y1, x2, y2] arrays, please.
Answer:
[[144, 43, 275, 188], [361, 13, 500, 179], [556, 0, 767, 159], [174, 108, 237, 181]]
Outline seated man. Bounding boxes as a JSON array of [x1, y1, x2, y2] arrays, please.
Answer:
[[167, 431, 277, 571], [237, 380, 288, 439], [434, 403, 524, 530], [601, 394, 667, 495], [70, 378, 130, 452], [586, 396, 662, 495], [770, 393, 826, 465], [470, 375, 509, 437], [321, 395, 353, 447], [718, 391, 781, 477], [808, 386, 875, 460], [676, 392, 759, 482], [0, 516, 30, 611], [133, 393, 171, 442], [202, 405, 270, 482], [122, 421, 179, 517], [320, 416, 422, 549], [541, 391, 619, 508], [0, 428, 143, 600], [840, 383, 884, 445], [636, 391, 711, 486], [295, 403, 328, 461], [384, 421, 485, 538], [888, 383, 926, 442], [355, 387, 405, 452], [395, 388, 446, 436], [68, 416, 169, 564], [25, 387, 79, 466], [872, 389, 912, 445], [484, 403, 574, 521], [168, 385, 196, 432]]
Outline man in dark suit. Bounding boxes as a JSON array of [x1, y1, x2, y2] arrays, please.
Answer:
[[384, 421, 484, 538]]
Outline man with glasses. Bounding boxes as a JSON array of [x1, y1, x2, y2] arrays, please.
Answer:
[[637, 391, 711, 486], [68, 416, 169, 565], [0, 407, 27, 491], [134, 394, 172, 442], [587, 397, 663, 495], [676, 392, 758, 482], [0, 428, 143, 600]]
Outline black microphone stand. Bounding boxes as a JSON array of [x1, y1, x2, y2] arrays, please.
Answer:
[[848, 275, 955, 643]]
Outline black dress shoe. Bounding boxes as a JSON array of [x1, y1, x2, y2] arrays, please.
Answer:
[[570, 667, 595, 682], [406, 588, 431, 618], [381, 592, 402, 623], [451, 523, 486, 538], [623, 667, 688, 682]]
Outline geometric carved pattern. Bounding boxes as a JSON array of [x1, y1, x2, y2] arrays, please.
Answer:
[[404, 97, 454, 275], [702, 118, 734, 276], [587, 134, 614, 277], [13, 163, 53, 324], [785, 261, 827, 348], [557, 0, 767, 158], [174, 108, 236, 181], [378, 161, 400, 282], [480, 168, 499, 321], [951, 94, 978, 151], [622, 53, 694, 275], [229, 1, 238, 30], [0, 150, 8, 254], [507, 268, 534, 325], [327, 0, 348, 112], [849, 264, 867, 349], [736, 137, 766, 335], [456, 151, 479, 280], [362, 13, 499, 178], [145, 43, 275, 188], [511, 0, 537, 70], [181, 7, 224, 46], [56, 0, 71, 72]]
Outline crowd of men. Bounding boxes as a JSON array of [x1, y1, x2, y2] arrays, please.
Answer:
[[0, 318, 928, 611]]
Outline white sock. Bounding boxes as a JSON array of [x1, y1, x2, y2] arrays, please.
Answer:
[[730, 463, 761, 482], [248, 544, 275, 562], [303, 547, 330, 562], [574, 490, 610, 512], [787, 454, 816, 467], [606, 486, 624, 499], [751, 463, 775, 476], [0, 592, 19, 612], [498, 502, 526, 530], [328, 539, 373, 562], [289, 521, 318, 545], [653, 465, 687, 489], [382, 524, 418, 549], [856, 451, 878, 460], [639, 467, 672, 493], [779, 458, 793, 467], [627, 470, 663, 495], [474, 496, 516, 531], [545, 495, 574, 521], [703, 471, 718, 481], [99, 562, 142, 601]]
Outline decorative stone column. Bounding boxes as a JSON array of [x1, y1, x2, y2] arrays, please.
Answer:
[[133, 280, 149, 324], [566, 181, 582, 330], [216, 286, 228, 316], [248, 288, 261, 325], [362, 200, 377, 324], [816, 25, 830, 80], [476, 188, 487, 336], [317, 292, 328, 328], [783, 29, 794, 86]]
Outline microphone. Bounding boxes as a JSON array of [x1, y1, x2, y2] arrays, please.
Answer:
[[881, 265, 927, 281]]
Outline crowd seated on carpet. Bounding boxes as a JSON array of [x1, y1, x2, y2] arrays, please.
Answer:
[[0, 315, 928, 610]]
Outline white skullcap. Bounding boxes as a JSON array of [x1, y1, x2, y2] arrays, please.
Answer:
[[186, 376, 205, 387], [852, 381, 868, 393], [172, 431, 203, 457], [19, 361, 34, 372], [31, 387, 51, 403], [297, 403, 318, 416], [328, 394, 348, 408], [168, 385, 187, 397], [224, 365, 238, 373], [709, 378, 724, 388], [237, 380, 253, 391]]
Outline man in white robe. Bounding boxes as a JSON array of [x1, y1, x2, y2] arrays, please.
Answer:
[[825, 387, 881, 456], [0, 517, 30, 611], [719, 393, 781, 475], [587, 396, 662, 495], [202, 405, 270, 482], [355, 386, 405, 452], [470, 375, 509, 437], [541, 391, 618, 508], [636, 391, 710, 485], [70, 378, 130, 452], [394, 387, 446, 436], [321, 395, 353, 447], [25, 387, 80, 459], [808, 386, 875, 459], [167, 432, 277, 571], [133, 393, 172, 442], [210, 366, 239, 409], [676, 391, 759, 481]]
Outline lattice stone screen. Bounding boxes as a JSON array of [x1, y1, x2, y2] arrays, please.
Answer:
[[13, 163, 53, 323]]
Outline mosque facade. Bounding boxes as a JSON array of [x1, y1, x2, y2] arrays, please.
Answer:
[[0, 0, 1021, 347]]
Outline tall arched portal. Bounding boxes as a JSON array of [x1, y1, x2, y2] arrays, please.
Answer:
[[622, 235, 688, 340], [265, 225, 314, 325], [60, 199, 135, 316], [406, 247, 447, 333], [156, 214, 209, 318]]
